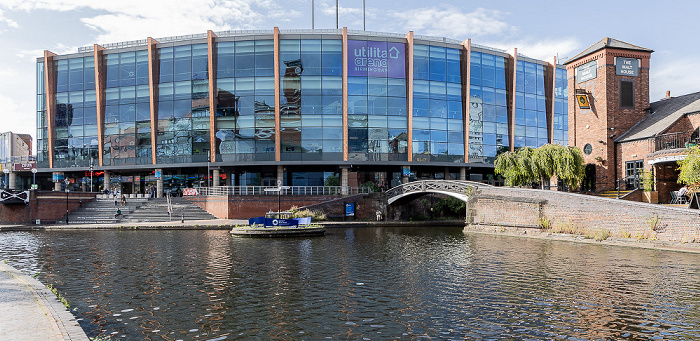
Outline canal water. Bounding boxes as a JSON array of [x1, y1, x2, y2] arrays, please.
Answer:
[[0, 227, 699, 340]]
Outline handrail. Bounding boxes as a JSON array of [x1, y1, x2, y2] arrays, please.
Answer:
[[196, 186, 372, 196], [654, 130, 695, 152]]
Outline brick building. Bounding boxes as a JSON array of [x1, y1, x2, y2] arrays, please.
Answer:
[[565, 38, 700, 203]]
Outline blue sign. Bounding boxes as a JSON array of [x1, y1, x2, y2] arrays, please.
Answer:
[[52, 173, 64, 183], [264, 218, 298, 227], [345, 203, 355, 217], [154, 170, 162, 179]]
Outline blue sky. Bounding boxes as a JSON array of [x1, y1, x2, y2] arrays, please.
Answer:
[[1, 0, 698, 149]]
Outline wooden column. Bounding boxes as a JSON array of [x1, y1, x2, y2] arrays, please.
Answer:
[[274, 27, 281, 162], [208, 30, 218, 162], [43, 50, 57, 168], [92, 45, 105, 167], [462, 39, 471, 162], [148, 37, 159, 165], [405, 31, 414, 162], [342, 27, 349, 161]]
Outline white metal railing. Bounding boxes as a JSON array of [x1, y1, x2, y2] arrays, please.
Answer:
[[196, 186, 372, 196]]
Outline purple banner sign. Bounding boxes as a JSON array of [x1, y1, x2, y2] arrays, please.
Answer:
[[348, 40, 405, 78]]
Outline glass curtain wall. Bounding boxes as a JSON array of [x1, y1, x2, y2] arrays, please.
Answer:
[[413, 45, 463, 162], [214, 40, 275, 162], [469, 51, 508, 164], [279, 39, 343, 161], [553, 68, 569, 145], [54, 56, 97, 168], [37, 62, 48, 167], [156, 44, 210, 164], [515, 60, 548, 148], [348, 40, 408, 162], [103, 51, 150, 166]]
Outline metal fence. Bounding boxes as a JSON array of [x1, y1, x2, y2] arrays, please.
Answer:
[[654, 130, 695, 152], [196, 186, 372, 196]]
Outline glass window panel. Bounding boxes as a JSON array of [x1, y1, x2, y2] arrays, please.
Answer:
[[135, 50, 149, 85], [158, 47, 174, 83], [136, 84, 150, 102], [105, 87, 119, 105], [255, 40, 274, 76], [301, 39, 322, 75], [413, 45, 429, 80], [217, 41, 235, 79], [191, 44, 208, 80], [104, 55, 118, 88], [414, 98, 429, 117], [429, 81, 446, 99], [387, 97, 406, 116], [413, 80, 429, 98], [321, 40, 342, 76], [120, 104, 136, 122], [348, 77, 367, 96], [429, 46, 446, 82], [321, 76, 342, 96], [234, 41, 255, 77]]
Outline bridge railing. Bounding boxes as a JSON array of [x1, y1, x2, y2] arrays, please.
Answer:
[[386, 180, 484, 203], [196, 186, 372, 196]]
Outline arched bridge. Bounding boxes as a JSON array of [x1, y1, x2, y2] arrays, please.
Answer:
[[385, 180, 483, 205]]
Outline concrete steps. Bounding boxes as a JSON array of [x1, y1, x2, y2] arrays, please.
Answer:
[[66, 198, 149, 224], [596, 190, 632, 199], [122, 197, 217, 223]]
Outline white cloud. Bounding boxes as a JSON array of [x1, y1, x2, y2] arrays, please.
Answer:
[[389, 6, 513, 39], [651, 57, 700, 101], [1, 0, 301, 44], [483, 37, 581, 62], [0, 8, 19, 29]]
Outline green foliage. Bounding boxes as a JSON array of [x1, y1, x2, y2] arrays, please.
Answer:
[[360, 181, 380, 192], [640, 170, 655, 192], [46, 284, 70, 309], [495, 144, 585, 189], [324, 174, 340, 187], [288, 206, 327, 221], [432, 197, 466, 218], [677, 145, 700, 192]]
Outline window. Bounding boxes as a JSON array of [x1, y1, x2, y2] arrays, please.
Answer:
[[620, 80, 634, 108], [625, 160, 643, 189]]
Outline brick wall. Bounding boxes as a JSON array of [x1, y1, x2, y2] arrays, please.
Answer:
[[567, 47, 652, 192], [0, 191, 98, 224], [468, 186, 700, 242], [189, 194, 345, 219]]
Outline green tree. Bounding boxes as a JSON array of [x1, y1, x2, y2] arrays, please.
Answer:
[[495, 144, 585, 190], [677, 145, 700, 192]]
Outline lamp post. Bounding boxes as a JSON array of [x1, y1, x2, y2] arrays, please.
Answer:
[[64, 178, 70, 224], [31, 168, 37, 189], [2, 168, 9, 189], [89, 158, 94, 193]]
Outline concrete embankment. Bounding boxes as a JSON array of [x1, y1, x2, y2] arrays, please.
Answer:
[[0, 262, 89, 340]]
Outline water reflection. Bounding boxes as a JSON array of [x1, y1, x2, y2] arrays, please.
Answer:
[[0, 228, 699, 340]]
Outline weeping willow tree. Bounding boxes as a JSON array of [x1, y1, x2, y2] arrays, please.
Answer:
[[495, 144, 585, 190], [677, 145, 700, 193]]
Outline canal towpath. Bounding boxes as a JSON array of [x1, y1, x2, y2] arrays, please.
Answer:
[[0, 262, 89, 341]]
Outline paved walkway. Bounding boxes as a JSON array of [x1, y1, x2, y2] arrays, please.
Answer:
[[0, 262, 89, 341]]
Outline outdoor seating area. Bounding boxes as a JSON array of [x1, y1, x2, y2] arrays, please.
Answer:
[[670, 191, 689, 205]]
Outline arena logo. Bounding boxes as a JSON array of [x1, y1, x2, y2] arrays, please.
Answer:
[[348, 40, 405, 78]]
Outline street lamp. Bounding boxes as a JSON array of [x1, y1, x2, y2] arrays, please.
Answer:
[[2, 168, 9, 189], [31, 168, 37, 189], [89, 158, 94, 193], [64, 178, 70, 224]]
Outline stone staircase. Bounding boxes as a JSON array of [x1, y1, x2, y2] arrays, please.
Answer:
[[596, 190, 632, 199], [122, 197, 217, 223], [66, 197, 149, 224]]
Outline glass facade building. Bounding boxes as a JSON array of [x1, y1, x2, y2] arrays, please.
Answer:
[[36, 29, 568, 193]]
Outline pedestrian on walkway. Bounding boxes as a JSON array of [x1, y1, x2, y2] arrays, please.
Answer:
[[120, 194, 127, 206]]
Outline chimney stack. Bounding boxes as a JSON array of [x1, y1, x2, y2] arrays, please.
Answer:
[[666, 90, 671, 98]]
